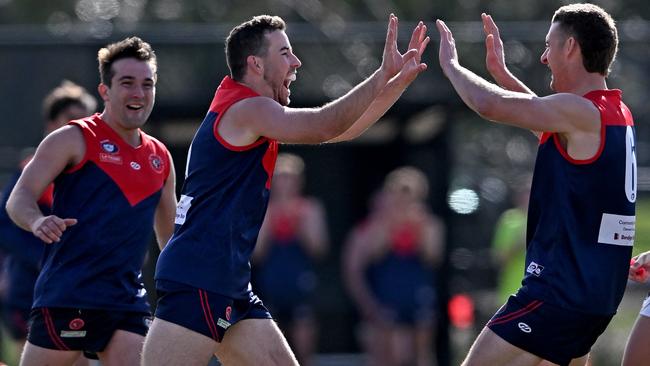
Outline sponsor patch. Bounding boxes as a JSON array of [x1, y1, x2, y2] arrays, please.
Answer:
[[60, 330, 87, 338], [598, 213, 635, 246], [175, 195, 193, 225], [99, 153, 123, 165], [130, 161, 141, 170], [217, 318, 231, 329]]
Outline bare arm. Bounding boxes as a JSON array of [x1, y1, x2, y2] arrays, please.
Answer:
[[153, 150, 177, 250], [220, 14, 420, 145], [6, 126, 84, 243], [482, 13, 535, 95], [436, 19, 600, 135], [328, 21, 430, 143]]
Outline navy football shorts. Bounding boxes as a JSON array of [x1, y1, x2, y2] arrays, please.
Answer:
[[154, 279, 272, 342], [27, 307, 151, 354], [487, 292, 613, 366]]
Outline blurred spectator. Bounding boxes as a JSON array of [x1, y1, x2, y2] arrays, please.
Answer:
[[252, 153, 329, 366], [491, 175, 531, 306], [0, 80, 96, 365], [343, 166, 445, 366]]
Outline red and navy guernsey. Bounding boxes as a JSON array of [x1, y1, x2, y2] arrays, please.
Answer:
[[521, 89, 636, 315], [155, 76, 278, 299], [33, 114, 170, 312]]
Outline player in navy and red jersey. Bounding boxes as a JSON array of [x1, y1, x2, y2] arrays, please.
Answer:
[[251, 153, 329, 366], [143, 14, 429, 366], [6, 37, 177, 366], [343, 167, 444, 366], [437, 4, 634, 365], [0, 80, 96, 365]]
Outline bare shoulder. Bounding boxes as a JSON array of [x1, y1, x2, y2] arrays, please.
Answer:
[[36, 124, 85, 164], [219, 96, 286, 145], [537, 92, 601, 133]]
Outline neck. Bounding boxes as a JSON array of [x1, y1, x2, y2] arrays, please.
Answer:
[[99, 110, 141, 147]]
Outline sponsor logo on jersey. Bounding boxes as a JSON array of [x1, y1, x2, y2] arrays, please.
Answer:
[[526, 262, 544, 276], [68, 318, 85, 330], [130, 161, 141, 170], [99, 153, 123, 165], [518, 322, 532, 333], [149, 154, 164, 173], [100, 140, 119, 154], [225, 306, 232, 321]]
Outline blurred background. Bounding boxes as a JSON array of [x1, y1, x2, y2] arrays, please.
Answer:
[[1, 0, 650, 365]]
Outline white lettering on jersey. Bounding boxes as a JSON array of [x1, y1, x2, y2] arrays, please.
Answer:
[[626, 126, 637, 203]]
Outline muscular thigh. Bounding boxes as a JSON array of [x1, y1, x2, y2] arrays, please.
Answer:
[[216, 318, 298, 366], [142, 317, 217, 366]]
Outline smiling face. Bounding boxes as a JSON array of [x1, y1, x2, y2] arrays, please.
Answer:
[[259, 30, 301, 106], [540, 22, 569, 92], [99, 58, 156, 130]]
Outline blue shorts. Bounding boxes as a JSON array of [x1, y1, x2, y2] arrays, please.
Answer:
[[154, 280, 272, 342], [27, 307, 151, 353], [487, 292, 613, 366], [2, 304, 30, 340]]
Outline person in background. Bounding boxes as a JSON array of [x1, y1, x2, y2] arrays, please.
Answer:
[[252, 153, 328, 366], [491, 175, 531, 305], [0, 80, 97, 366], [343, 166, 444, 366]]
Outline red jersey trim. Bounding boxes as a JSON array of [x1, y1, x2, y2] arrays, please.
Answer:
[[546, 89, 631, 165], [210, 77, 273, 152], [63, 114, 170, 206]]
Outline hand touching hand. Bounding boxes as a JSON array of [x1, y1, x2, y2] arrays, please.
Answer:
[[379, 14, 420, 81], [482, 13, 507, 80]]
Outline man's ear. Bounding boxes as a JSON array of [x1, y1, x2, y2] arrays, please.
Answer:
[[98, 83, 109, 102], [247, 55, 263, 75], [565, 36, 579, 57]]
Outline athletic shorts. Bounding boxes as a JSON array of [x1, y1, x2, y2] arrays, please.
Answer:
[[27, 307, 151, 354], [154, 279, 272, 342], [639, 293, 650, 318], [487, 292, 613, 366], [1, 304, 30, 340]]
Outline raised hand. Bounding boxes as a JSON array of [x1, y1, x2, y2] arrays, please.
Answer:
[[31, 215, 77, 244], [393, 21, 430, 85], [380, 14, 420, 81], [482, 13, 507, 79], [436, 19, 459, 77]]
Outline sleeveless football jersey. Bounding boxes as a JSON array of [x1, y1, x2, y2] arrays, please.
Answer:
[[155, 76, 278, 299], [33, 114, 170, 311], [521, 89, 636, 315]]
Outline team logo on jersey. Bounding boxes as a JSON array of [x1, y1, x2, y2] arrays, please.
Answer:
[[518, 322, 532, 333], [69, 318, 85, 330], [149, 154, 164, 173], [130, 161, 141, 170], [225, 306, 232, 321], [100, 140, 119, 154], [526, 262, 544, 277]]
